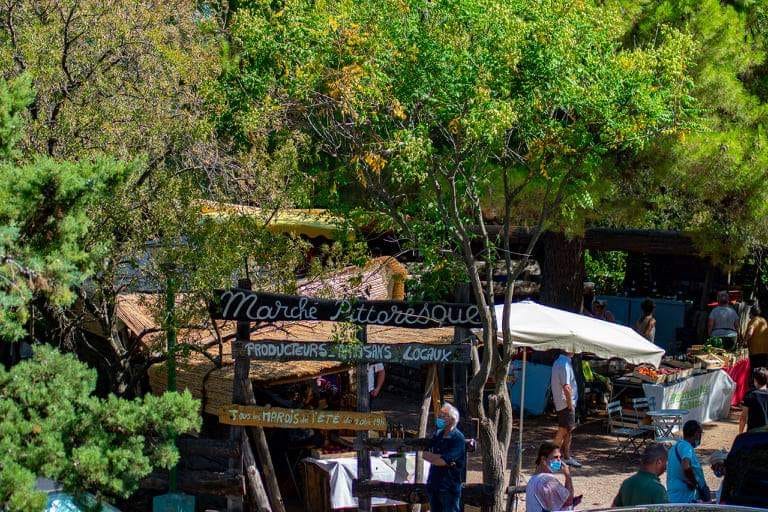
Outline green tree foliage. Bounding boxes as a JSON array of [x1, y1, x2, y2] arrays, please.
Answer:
[[0, 345, 200, 511], [585, 250, 627, 296], [0, 1, 329, 395], [605, 0, 768, 264], [218, 0, 696, 505], [0, 77, 131, 341], [0, 0, 217, 162]]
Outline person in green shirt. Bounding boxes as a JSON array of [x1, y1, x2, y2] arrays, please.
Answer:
[[613, 444, 669, 506]]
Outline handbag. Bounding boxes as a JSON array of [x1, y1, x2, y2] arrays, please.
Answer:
[[674, 444, 711, 501]]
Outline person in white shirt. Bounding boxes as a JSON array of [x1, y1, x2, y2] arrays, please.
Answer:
[[367, 363, 385, 407], [526, 441, 577, 512], [551, 351, 581, 468]]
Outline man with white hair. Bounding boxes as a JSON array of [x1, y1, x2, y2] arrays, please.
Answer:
[[422, 402, 466, 512]]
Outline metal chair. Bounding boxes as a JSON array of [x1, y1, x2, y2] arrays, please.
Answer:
[[607, 400, 649, 456], [631, 397, 656, 437], [650, 414, 684, 444]]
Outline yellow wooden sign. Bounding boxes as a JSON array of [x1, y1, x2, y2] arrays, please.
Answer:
[[219, 405, 387, 431]]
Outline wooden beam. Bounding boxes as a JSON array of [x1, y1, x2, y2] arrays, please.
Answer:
[[413, 364, 436, 512], [242, 434, 272, 512], [211, 290, 482, 328], [141, 470, 244, 497], [230, 278, 286, 512], [362, 437, 476, 453], [177, 438, 240, 459], [219, 405, 387, 431], [352, 481, 495, 507], [234, 340, 471, 364], [250, 426, 286, 512], [356, 326, 372, 512], [453, 283, 472, 436], [228, 278, 251, 512]]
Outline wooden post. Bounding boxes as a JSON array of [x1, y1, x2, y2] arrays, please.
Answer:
[[356, 326, 372, 512], [229, 279, 286, 512], [430, 370, 441, 419], [228, 277, 251, 512], [250, 427, 286, 512], [412, 364, 437, 512], [452, 284, 471, 436], [242, 435, 272, 512]]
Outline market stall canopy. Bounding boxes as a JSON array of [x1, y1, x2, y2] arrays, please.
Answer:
[[490, 301, 664, 367]]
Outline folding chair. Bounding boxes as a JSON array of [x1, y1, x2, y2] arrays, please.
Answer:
[[607, 400, 648, 456], [631, 397, 656, 437]]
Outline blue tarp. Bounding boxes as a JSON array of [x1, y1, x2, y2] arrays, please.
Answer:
[[596, 296, 687, 351], [45, 493, 120, 512], [508, 360, 552, 416]]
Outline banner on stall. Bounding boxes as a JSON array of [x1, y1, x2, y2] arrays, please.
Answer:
[[234, 340, 471, 364], [210, 289, 483, 328], [219, 405, 388, 431], [643, 370, 735, 426]]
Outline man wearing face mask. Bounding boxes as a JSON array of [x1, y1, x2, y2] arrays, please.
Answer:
[[667, 421, 711, 503], [613, 444, 669, 506], [422, 402, 466, 512]]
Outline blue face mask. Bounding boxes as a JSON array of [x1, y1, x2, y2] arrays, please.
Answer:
[[549, 460, 562, 472], [435, 418, 447, 430]]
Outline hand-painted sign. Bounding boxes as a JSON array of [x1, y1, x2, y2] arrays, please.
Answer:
[[219, 405, 387, 431], [234, 340, 471, 364], [210, 290, 483, 328]]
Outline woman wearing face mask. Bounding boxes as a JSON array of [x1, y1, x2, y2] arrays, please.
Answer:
[[526, 441, 576, 512], [667, 421, 711, 503]]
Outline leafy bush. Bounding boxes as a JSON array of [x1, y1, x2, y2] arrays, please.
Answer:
[[0, 346, 201, 511]]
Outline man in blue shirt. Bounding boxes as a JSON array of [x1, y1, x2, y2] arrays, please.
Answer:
[[667, 420, 709, 503], [423, 402, 466, 512]]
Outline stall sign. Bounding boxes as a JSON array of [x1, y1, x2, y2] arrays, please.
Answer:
[[210, 290, 482, 328], [234, 340, 471, 364], [219, 405, 387, 431]]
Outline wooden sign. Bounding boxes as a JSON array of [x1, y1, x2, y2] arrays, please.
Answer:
[[219, 405, 388, 431], [210, 290, 482, 328], [234, 340, 472, 364]]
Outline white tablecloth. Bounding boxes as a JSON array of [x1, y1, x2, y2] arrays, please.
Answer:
[[304, 454, 430, 509], [642, 370, 735, 427]]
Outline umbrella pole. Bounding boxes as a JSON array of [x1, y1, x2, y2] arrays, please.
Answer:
[[515, 349, 527, 506]]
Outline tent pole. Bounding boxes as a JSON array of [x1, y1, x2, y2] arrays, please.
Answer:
[[515, 348, 527, 497]]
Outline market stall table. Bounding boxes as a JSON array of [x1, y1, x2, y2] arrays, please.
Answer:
[[646, 409, 688, 442], [302, 453, 430, 511], [642, 370, 735, 428]]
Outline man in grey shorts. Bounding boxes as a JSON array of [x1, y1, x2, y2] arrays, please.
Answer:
[[551, 350, 582, 467]]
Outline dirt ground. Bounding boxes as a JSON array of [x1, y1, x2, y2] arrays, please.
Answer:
[[474, 411, 739, 511], [377, 394, 741, 511]]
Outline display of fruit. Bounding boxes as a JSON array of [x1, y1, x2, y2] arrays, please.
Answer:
[[636, 367, 659, 379]]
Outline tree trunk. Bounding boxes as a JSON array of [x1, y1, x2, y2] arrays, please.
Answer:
[[539, 232, 586, 312], [412, 365, 437, 512], [468, 362, 508, 512]]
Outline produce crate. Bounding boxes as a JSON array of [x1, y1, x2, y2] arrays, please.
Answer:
[[662, 359, 693, 369], [631, 370, 666, 384], [693, 354, 724, 369]]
